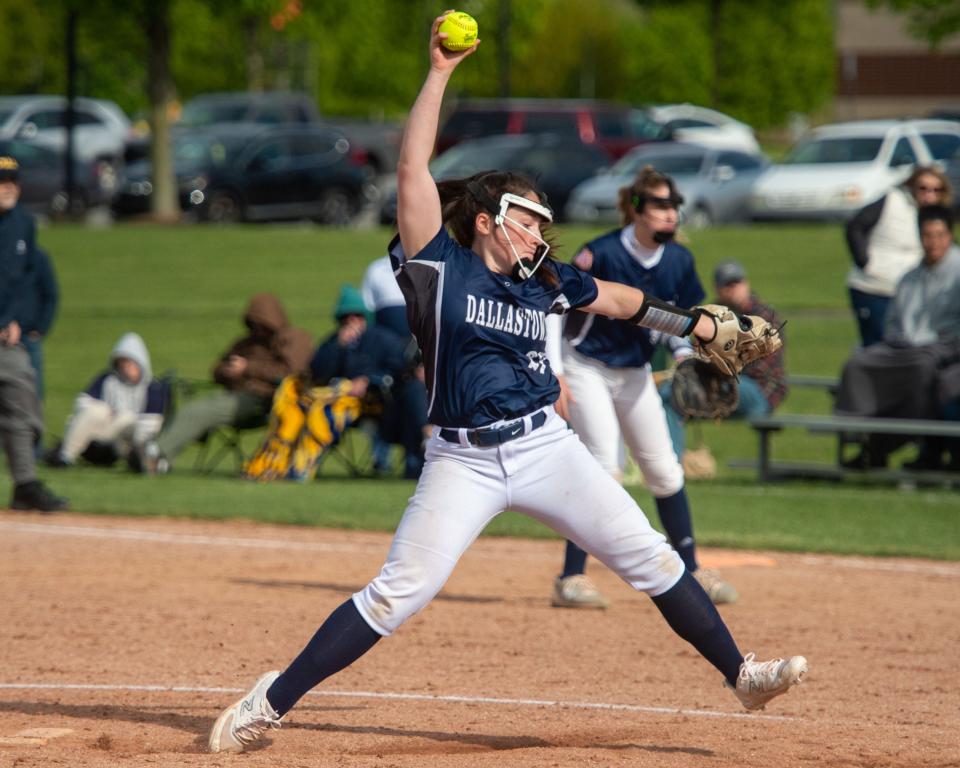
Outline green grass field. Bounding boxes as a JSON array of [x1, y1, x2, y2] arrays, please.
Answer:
[[5, 220, 958, 560]]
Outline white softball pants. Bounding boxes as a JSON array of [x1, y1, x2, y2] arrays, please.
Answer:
[[353, 407, 684, 636], [561, 343, 684, 497]]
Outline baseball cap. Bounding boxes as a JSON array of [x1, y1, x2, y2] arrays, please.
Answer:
[[0, 156, 19, 182], [714, 260, 747, 287]]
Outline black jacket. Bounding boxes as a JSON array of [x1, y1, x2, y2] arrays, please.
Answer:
[[0, 203, 37, 327], [17, 247, 59, 335]]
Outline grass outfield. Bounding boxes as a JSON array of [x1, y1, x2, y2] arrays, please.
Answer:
[[4, 221, 957, 560]]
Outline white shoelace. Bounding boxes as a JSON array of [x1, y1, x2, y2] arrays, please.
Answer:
[[739, 652, 784, 688]]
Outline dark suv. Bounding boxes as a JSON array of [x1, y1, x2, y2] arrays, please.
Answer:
[[437, 98, 648, 159], [113, 123, 370, 225]]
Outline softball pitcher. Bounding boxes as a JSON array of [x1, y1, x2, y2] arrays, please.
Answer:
[[546, 167, 737, 610], [208, 14, 807, 754]]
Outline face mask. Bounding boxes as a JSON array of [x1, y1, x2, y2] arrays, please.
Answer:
[[495, 193, 553, 280], [652, 230, 676, 244]]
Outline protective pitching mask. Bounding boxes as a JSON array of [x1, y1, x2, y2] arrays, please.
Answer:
[[494, 192, 553, 280]]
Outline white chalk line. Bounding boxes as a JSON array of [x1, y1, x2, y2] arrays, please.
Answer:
[[1, 518, 958, 577], [0, 681, 793, 723]]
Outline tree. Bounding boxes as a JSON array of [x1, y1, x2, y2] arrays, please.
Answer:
[[866, 0, 960, 49]]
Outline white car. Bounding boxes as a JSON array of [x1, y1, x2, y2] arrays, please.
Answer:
[[631, 104, 761, 154], [564, 142, 768, 228], [0, 95, 131, 163], [750, 119, 960, 221]]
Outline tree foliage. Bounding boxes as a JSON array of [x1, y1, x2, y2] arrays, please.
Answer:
[[866, 0, 960, 49], [0, 0, 835, 129]]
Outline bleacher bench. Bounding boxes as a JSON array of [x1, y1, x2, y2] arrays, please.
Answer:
[[732, 413, 960, 487]]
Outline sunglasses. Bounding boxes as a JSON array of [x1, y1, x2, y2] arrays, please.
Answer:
[[916, 185, 945, 193], [634, 193, 684, 212]]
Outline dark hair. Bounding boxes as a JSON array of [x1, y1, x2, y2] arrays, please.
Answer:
[[436, 170, 559, 287], [917, 204, 954, 232], [617, 165, 683, 226], [906, 165, 953, 208]]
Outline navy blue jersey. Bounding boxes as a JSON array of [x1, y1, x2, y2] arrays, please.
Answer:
[[388, 228, 598, 428], [565, 227, 705, 368]]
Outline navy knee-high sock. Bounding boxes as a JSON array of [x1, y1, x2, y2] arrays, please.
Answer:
[[655, 489, 698, 572], [651, 570, 743, 685], [561, 539, 589, 578], [266, 599, 382, 716]]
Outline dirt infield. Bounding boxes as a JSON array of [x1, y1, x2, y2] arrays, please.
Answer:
[[1, 511, 957, 768]]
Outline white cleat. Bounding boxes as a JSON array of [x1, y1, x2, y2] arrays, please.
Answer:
[[209, 670, 282, 753], [727, 652, 808, 711], [551, 574, 611, 609]]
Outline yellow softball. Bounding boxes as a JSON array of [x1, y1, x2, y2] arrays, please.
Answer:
[[439, 11, 478, 51]]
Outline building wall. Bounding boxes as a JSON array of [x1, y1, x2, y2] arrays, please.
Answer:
[[835, 0, 960, 121]]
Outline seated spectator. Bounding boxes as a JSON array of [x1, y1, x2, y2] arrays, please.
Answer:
[[835, 205, 960, 470], [46, 332, 165, 470], [0, 154, 66, 512], [311, 284, 428, 479], [144, 293, 312, 474], [845, 166, 953, 347], [362, 252, 409, 337], [659, 260, 788, 461]]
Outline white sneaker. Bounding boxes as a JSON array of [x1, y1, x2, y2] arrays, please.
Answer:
[[209, 671, 282, 753], [693, 568, 739, 605], [727, 653, 808, 711], [551, 574, 611, 609]]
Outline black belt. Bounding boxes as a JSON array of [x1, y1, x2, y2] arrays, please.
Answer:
[[439, 410, 548, 447]]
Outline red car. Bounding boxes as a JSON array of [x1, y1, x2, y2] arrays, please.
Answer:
[[436, 98, 652, 159]]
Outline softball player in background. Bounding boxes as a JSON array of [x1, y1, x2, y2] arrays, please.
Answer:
[[545, 167, 737, 609], [208, 14, 807, 754]]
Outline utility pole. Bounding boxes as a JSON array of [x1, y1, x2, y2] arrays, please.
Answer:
[[64, 7, 77, 217]]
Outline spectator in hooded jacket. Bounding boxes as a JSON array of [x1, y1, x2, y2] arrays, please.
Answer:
[[47, 332, 166, 469], [145, 293, 313, 473]]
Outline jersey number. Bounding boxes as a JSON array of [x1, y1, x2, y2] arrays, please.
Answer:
[[526, 351, 547, 375]]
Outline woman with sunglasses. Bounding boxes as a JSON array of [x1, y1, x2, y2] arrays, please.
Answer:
[[546, 166, 737, 611], [207, 13, 807, 754], [846, 166, 953, 346]]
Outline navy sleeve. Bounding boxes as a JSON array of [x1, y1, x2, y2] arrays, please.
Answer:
[[552, 260, 599, 311], [85, 372, 110, 400], [144, 381, 169, 414], [309, 336, 343, 384], [677, 250, 706, 309]]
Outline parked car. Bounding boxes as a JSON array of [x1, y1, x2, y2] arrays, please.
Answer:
[[436, 98, 648, 159], [630, 103, 761, 153], [378, 133, 611, 226], [0, 138, 117, 216], [177, 91, 397, 177], [324, 117, 403, 176], [564, 142, 767, 228], [178, 91, 319, 127], [0, 95, 131, 163], [750, 119, 960, 221], [112, 123, 371, 225]]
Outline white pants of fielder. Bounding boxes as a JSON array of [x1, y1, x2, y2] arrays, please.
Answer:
[[561, 342, 684, 496], [353, 407, 684, 636]]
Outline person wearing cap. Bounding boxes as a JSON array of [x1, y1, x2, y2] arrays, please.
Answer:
[[0, 155, 68, 511], [143, 293, 313, 474], [660, 260, 788, 459], [309, 284, 428, 479]]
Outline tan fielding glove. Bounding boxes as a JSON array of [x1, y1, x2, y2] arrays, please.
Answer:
[[692, 303, 783, 376]]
